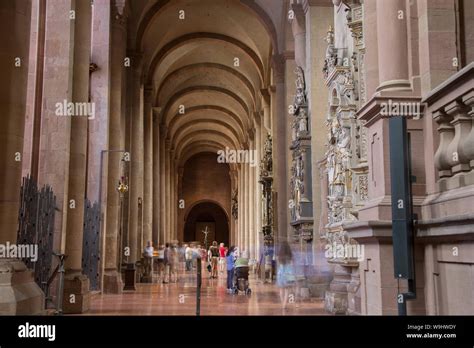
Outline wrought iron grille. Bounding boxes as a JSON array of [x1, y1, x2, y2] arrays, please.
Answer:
[[17, 175, 56, 294], [82, 199, 101, 290]]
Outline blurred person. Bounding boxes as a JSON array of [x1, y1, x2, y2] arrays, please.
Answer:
[[218, 242, 227, 273], [185, 244, 193, 271], [178, 243, 186, 271], [235, 250, 249, 268], [157, 245, 165, 279], [276, 241, 295, 308], [169, 244, 179, 283], [226, 246, 236, 292], [142, 241, 154, 280], [208, 241, 219, 279], [163, 243, 170, 284]]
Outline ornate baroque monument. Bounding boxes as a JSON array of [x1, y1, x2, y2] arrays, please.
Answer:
[[259, 134, 274, 280], [289, 67, 314, 263], [323, 0, 368, 314]]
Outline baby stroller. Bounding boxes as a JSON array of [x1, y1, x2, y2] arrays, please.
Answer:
[[232, 265, 251, 295]]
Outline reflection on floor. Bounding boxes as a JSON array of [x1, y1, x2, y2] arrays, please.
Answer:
[[86, 270, 327, 316]]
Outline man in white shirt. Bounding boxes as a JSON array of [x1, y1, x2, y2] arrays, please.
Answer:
[[143, 241, 154, 280]]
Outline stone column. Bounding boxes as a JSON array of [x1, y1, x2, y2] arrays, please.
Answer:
[[152, 109, 161, 246], [376, 0, 410, 91], [143, 87, 153, 247], [248, 139, 255, 260], [89, 0, 111, 203], [127, 55, 144, 264], [304, 1, 333, 298], [159, 126, 167, 245], [0, 0, 44, 315], [245, 161, 250, 255], [165, 140, 171, 242], [0, 0, 31, 244], [255, 123, 262, 262], [63, 0, 92, 313], [169, 154, 175, 240], [237, 166, 243, 247], [272, 55, 288, 241], [290, 1, 306, 69], [103, 1, 127, 294]]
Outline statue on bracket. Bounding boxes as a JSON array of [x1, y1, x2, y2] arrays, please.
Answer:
[[231, 189, 238, 219]]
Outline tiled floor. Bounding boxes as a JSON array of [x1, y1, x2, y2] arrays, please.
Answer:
[[85, 269, 326, 316]]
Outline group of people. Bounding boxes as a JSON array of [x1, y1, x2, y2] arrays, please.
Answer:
[[143, 239, 298, 307]]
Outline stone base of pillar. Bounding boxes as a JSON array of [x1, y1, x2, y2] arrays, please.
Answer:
[[0, 259, 44, 315], [347, 267, 361, 315], [324, 264, 351, 314], [306, 272, 332, 299], [62, 274, 90, 314], [103, 270, 123, 294]]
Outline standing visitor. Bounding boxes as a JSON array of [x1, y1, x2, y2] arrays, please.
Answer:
[[276, 241, 295, 309], [157, 245, 165, 280], [185, 244, 193, 271], [226, 246, 236, 292], [142, 241, 154, 280], [208, 241, 219, 279], [169, 244, 179, 283], [163, 243, 170, 284], [218, 242, 227, 274]]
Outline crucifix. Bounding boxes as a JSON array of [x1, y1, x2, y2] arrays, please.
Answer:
[[201, 226, 210, 250]]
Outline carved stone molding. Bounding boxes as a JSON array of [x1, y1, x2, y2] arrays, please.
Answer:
[[289, 67, 314, 242]]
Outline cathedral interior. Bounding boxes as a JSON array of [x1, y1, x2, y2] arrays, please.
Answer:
[[1, 0, 473, 318]]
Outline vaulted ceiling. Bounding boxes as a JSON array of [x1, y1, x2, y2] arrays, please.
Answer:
[[131, 0, 280, 168]]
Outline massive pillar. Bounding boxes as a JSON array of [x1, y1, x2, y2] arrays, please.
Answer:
[[102, 1, 127, 294], [238, 166, 243, 248], [164, 140, 171, 242], [376, 0, 410, 92], [248, 138, 256, 260], [272, 55, 288, 242], [0, 0, 43, 315], [244, 162, 249, 254], [159, 126, 167, 245], [89, 0, 111, 203], [303, 0, 333, 299], [152, 109, 161, 246], [344, 0, 426, 314], [143, 87, 153, 247], [63, 0, 92, 313], [255, 121, 262, 261], [127, 53, 144, 264]]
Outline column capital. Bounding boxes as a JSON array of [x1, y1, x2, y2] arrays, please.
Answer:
[[272, 54, 286, 83], [301, 0, 333, 13], [113, 0, 130, 26], [160, 124, 168, 138], [289, 2, 306, 35], [144, 85, 154, 104], [126, 50, 144, 67]]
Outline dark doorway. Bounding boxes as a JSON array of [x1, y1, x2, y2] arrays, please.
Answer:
[[184, 202, 229, 247]]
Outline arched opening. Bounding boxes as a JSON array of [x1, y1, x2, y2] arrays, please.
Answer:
[[184, 202, 229, 247]]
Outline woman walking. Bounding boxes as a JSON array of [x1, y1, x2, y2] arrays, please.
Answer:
[[276, 241, 295, 308]]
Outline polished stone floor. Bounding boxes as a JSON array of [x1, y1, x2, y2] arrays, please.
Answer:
[[86, 268, 326, 316]]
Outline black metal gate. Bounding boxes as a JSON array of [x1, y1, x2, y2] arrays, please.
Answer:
[[17, 175, 56, 294], [82, 199, 101, 290]]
